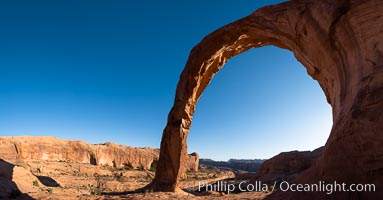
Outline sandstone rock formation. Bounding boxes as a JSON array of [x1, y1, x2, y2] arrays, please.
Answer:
[[0, 159, 40, 199], [186, 152, 199, 172], [250, 147, 323, 183], [0, 136, 198, 172], [150, 0, 383, 199]]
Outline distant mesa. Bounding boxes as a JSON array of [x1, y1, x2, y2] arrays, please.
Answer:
[[199, 158, 265, 172], [199, 148, 323, 184]]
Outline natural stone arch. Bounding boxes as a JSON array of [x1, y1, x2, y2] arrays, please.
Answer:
[[147, 0, 383, 199]]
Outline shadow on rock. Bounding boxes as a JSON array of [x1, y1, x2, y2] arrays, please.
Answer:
[[0, 159, 34, 199], [36, 175, 60, 187]]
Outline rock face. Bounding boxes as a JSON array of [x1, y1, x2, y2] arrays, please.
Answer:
[[0, 136, 198, 172], [185, 152, 199, 172], [250, 148, 323, 183], [0, 159, 40, 199], [150, 0, 383, 199]]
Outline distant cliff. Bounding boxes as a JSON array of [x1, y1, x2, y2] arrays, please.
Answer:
[[199, 158, 265, 172], [0, 136, 198, 172]]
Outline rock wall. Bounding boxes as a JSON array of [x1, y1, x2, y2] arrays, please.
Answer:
[[150, 0, 383, 199], [250, 147, 323, 183], [0, 136, 198, 172]]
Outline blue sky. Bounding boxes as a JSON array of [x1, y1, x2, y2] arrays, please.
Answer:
[[0, 0, 332, 160]]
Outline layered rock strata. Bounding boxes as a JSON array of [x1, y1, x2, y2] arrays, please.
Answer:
[[0, 136, 198, 172]]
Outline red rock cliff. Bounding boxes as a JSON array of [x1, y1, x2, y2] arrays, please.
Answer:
[[0, 136, 198, 172], [250, 148, 323, 184]]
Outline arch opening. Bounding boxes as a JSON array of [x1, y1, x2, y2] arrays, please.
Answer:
[[188, 46, 332, 161]]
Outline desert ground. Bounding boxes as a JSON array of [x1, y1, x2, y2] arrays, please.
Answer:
[[1, 158, 270, 200]]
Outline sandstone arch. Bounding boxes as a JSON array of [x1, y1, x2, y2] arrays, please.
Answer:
[[149, 0, 383, 198]]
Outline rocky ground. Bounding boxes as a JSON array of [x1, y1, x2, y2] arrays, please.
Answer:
[[0, 159, 270, 200], [0, 136, 327, 199], [0, 136, 276, 199]]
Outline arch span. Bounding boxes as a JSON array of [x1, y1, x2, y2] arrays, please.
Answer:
[[149, 1, 383, 199]]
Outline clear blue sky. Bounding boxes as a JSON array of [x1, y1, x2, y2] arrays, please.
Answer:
[[0, 0, 332, 160]]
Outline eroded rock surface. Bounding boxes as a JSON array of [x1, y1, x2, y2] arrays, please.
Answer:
[[250, 147, 323, 184], [0, 136, 198, 172], [186, 152, 199, 172], [151, 0, 383, 199], [0, 159, 40, 199]]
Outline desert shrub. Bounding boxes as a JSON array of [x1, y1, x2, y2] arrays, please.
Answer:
[[47, 188, 53, 194], [149, 167, 156, 172], [33, 180, 39, 186], [144, 189, 154, 194], [124, 165, 132, 170], [137, 167, 144, 171], [89, 186, 102, 195], [90, 188, 101, 195]]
